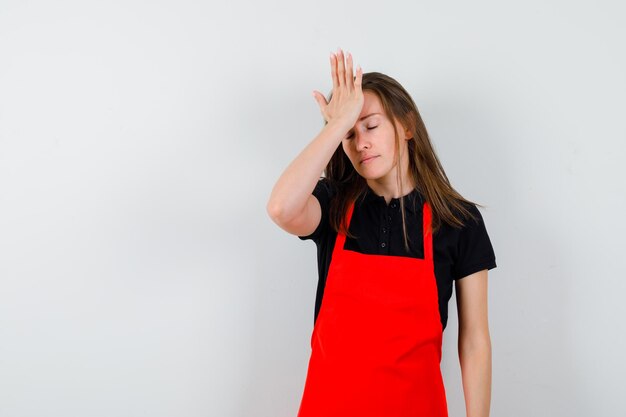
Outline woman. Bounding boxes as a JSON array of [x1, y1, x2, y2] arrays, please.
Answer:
[[267, 48, 496, 417]]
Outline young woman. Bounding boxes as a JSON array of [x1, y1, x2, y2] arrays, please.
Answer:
[[267, 48, 497, 417]]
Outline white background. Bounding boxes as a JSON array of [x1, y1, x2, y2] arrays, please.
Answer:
[[1, 1, 625, 416]]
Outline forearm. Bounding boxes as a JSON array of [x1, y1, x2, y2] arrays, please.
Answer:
[[458, 335, 492, 417], [267, 120, 349, 222]]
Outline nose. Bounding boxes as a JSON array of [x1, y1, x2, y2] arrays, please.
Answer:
[[354, 130, 370, 151]]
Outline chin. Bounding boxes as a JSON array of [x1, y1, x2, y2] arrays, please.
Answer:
[[356, 170, 385, 180], [352, 160, 390, 180]]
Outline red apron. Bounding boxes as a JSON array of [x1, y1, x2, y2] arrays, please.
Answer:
[[297, 199, 448, 417]]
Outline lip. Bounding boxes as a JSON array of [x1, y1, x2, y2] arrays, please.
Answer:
[[360, 155, 378, 164]]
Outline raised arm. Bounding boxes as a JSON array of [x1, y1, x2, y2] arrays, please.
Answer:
[[266, 49, 363, 236]]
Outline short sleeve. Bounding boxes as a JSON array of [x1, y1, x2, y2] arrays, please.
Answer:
[[298, 177, 333, 243], [453, 204, 497, 280]]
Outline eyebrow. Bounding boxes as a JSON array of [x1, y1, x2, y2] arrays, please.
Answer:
[[345, 113, 381, 136], [358, 112, 381, 121]]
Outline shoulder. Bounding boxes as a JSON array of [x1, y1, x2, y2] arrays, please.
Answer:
[[449, 199, 483, 225], [444, 201, 497, 280]]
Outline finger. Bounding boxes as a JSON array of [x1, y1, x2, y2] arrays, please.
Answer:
[[312, 90, 328, 108], [329, 53, 338, 92], [354, 64, 363, 91], [346, 52, 355, 92], [336, 48, 345, 87]]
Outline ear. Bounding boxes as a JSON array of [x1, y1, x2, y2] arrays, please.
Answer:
[[400, 123, 413, 140], [404, 128, 413, 141], [394, 118, 413, 140]]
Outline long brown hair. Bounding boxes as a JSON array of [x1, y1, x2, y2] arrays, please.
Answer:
[[323, 71, 484, 252]]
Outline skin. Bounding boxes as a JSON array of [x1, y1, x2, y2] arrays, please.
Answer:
[[267, 47, 492, 417], [340, 90, 416, 204], [456, 269, 492, 417]]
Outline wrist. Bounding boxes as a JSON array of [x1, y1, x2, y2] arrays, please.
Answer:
[[323, 118, 353, 139]]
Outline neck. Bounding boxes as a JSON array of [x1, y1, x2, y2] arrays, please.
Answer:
[[366, 175, 416, 205]]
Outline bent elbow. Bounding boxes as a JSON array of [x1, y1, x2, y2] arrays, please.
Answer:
[[266, 199, 289, 225]]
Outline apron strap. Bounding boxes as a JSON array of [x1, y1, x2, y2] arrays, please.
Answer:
[[331, 200, 354, 259], [422, 201, 433, 262]]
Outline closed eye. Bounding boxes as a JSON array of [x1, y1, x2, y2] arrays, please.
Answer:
[[346, 126, 378, 139]]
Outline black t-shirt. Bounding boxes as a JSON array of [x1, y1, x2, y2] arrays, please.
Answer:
[[298, 178, 497, 331]]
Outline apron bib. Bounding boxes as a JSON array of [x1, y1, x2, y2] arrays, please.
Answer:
[[297, 199, 448, 417]]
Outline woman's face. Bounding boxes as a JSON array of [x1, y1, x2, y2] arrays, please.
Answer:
[[341, 91, 412, 185]]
